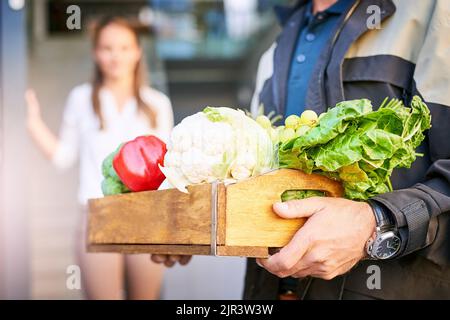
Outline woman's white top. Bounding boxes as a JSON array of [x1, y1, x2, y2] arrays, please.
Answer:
[[52, 83, 174, 205]]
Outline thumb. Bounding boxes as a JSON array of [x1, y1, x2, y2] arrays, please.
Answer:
[[273, 197, 326, 219]]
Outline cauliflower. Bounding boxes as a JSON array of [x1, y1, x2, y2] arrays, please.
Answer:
[[160, 107, 276, 193]]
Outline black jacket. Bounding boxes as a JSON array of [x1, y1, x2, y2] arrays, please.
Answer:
[[245, 0, 450, 299]]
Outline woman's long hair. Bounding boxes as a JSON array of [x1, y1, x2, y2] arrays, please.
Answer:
[[91, 16, 156, 130]]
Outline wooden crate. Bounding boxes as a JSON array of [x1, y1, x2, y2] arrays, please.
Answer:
[[87, 169, 343, 258]]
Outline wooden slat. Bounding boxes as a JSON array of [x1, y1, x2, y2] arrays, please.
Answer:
[[88, 244, 270, 258], [225, 169, 344, 247], [87, 244, 210, 255], [217, 183, 227, 246], [88, 183, 212, 245], [216, 246, 269, 258]]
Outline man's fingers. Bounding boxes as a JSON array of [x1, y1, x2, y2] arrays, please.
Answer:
[[260, 198, 326, 276], [151, 255, 168, 264], [151, 254, 192, 267], [258, 229, 312, 276], [164, 260, 175, 268], [275, 228, 313, 266], [295, 257, 360, 280], [150, 254, 166, 263], [273, 197, 326, 219], [179, 255, 192, 265], [169, 255, 181, 263], [292, 268, 314, 279]]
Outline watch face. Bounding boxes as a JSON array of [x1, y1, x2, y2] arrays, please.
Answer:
[[375, 234, 401, 259]]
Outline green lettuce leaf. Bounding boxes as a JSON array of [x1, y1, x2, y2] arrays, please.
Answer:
[[279, 96, 431, 200]]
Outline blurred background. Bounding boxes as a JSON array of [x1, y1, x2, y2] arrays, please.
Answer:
[[0, 0, 287, 299]]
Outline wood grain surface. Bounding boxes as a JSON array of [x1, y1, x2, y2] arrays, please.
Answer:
[[87, 244, 270, 258], [88, 183, 212, 245], [87, 169, 344, 257], [224, 169, 344, 247]]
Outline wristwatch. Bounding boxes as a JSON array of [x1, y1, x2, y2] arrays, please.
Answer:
[[365, 200, 401, 260]]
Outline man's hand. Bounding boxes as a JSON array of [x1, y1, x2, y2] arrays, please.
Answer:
[[151, 255, 192, 268], [257, 197, 376, 280]]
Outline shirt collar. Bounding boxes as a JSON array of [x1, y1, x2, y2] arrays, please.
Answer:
[[305, 0, 355, 19], [274, 0, 356, 26], [302, 0, 355, 27], [274, 0, 308, 26], [99, 87, 137, 118], [325, 0, 355, 15]]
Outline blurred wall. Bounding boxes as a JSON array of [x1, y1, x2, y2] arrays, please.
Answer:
[[27, 35, 88, 299], [1, 0, 31, 299]]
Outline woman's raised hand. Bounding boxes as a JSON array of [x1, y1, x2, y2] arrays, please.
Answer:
[[25, 89, 42, 126], [24, 88, 59, 159]]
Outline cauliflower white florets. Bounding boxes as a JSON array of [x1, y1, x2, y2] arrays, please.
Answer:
[[160, 107, 275, 192]]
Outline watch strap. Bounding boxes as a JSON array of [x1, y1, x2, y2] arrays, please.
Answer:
[[367, 199, 394, 230]]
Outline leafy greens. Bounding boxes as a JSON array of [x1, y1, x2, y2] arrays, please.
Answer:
[[279, 96, 431, 200]]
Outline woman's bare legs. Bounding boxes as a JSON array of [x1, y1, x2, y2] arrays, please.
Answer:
[[76, 210, 125, 300], [76, 209, 164, 300], [125, 254, 164, 300], [77, 249, 125, 300]]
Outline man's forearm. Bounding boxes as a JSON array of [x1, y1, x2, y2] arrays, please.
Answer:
[[372, 160, 450, 257]]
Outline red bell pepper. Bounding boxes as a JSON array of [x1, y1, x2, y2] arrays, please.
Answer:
[[113, 135, 167, 192]]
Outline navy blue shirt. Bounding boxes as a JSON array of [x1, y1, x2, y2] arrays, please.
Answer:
[[285, 0, 354, 116]]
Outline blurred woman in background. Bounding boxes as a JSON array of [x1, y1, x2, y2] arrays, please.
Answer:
[[26, 16, 173, 299]]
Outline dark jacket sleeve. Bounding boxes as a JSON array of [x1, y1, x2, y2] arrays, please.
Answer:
[[373, 112, 450, 257], [371, 0, 450, 258]]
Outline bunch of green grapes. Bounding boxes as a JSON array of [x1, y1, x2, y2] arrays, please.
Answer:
[[279, 110, 322, 143], [256, 110, 324, 144]]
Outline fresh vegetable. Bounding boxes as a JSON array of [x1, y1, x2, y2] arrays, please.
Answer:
[[299, 110, 318, 126], [101, 96, 430, 202], [253, 109, 283, 144], [280, 127, 296, 143], [101, 146, 130, 196], [318, 112, 326, 121], [281, 189, 325, 202], [295, 125, 311, 137], [274, 110, 318, 145], [285, 115, 300, 129], [256, 115, 272, 129], [113, 135, 167, 192], [279, 96, 431, 200], [161, 106, 276, 193]]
